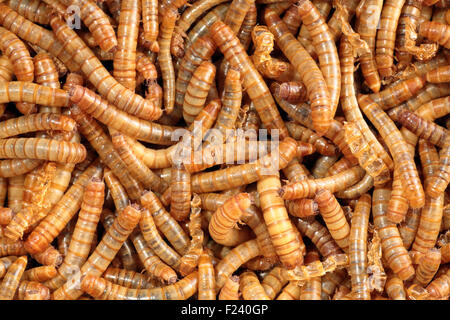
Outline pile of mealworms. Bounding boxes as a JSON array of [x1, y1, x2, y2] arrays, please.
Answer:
[[0, 0, 448, 301]]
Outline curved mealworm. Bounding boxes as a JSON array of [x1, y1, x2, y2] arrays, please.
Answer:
[[375, 0, 407, 79], [426, 267, 450, 299], [0, 159, 41, 178], [52, 204, 141, 300], [191, 137, 298, 193], [111, 132, 169, 195], [276, 281, 302, 300], [6, 0, 51, 25], [296, 0, 341, 118], [385, 271, 406, 300], [372, 187, 415, 281], [182, 61, 216, 125], [215, 239, 260, 291], [264, 9, 330, 136], [358, 94, 425, 209], [414, 248, 442, 287], [113, 0, 139, 90], [210, 19, 289, 139], [31, 244, 63, 267], [58, 0, 117, 53], [0, 256, 27, 300], [48, 14, 161, 121], [280, 166, 366, 200], [44, 178, 104, 290], [130, 230, 177, 284], [0, 55, 13, 116], [0, 256, 17, 278], [81, 271, 198, 300]]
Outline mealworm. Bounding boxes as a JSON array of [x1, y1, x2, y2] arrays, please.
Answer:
[[414, 248, 442, 287], [0, 256, 18, 278], [286, 199, 319, 218], [182, 61, 216, 125], [175, 36, 217, 117], [103, 267, 156, 289], [271, 82, 307, 104], [213, 68, 241, 139], [208, 193, 252, 246], [130, 230, 177, 284], [34, 51, 60, 114], [426, 266, 450, 299], [398, 109, 448, 148], [372, 187, 415, 281], [30, 244, 62, 267], [388, 83, 450, 121], [113, 0, 139, 89], [142, 0, 159, 52], [294, 218, 343, 258], [312, 156, 339, 179], [240, 270, 270, 300], [355, 0, 383, 92], [69, 85, 176, 146], [261, 267, 288, 300], [81, 271, 198, 300], [218, 275, 239, 300], [198, 250, 216, 300], [398, 207, 421, 250], [0, 239, 27, 257], [320, 269, 348, 300], [385, 169, 409, 225], [52, 204, 141, 300], [314, 189, 351, 252], [111, 132, 168, 195], [0, 26, 35, 115], [280, 166, 366, 200], [70, 106, 142, 200], [326, 157, 356, 177], [191, 137, 298, 193], [0, 3, 80, 73], [237, 2, 257, 50], [264, 9, 330, 136], [299, 251, 322, 300], [419, 21, 450, 49], [135, 51, 157, 82], [140, 206, 181, 270], [22, 266, 57, 283], [24, 161, 102, 255], [0, 256, 27, 300], [48, 15, 161, 121], [215, 239, 260, 291], [44, 178, 104, 290], [6, 0, 51, 25], [375, 0, 406, 79], [348, 194, 371, 300], [0, 114, 75, 139], [0, 82, 69, 108], [385, 271, 406, 300], [281, 3, 301, 35], [211, 19, 289, 139], [296, 0, 341, 118], [296, 0, 331, 61], [358, 94, 425, 209], [58, 0, 117, 52], [344, 122, 391, 186]]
